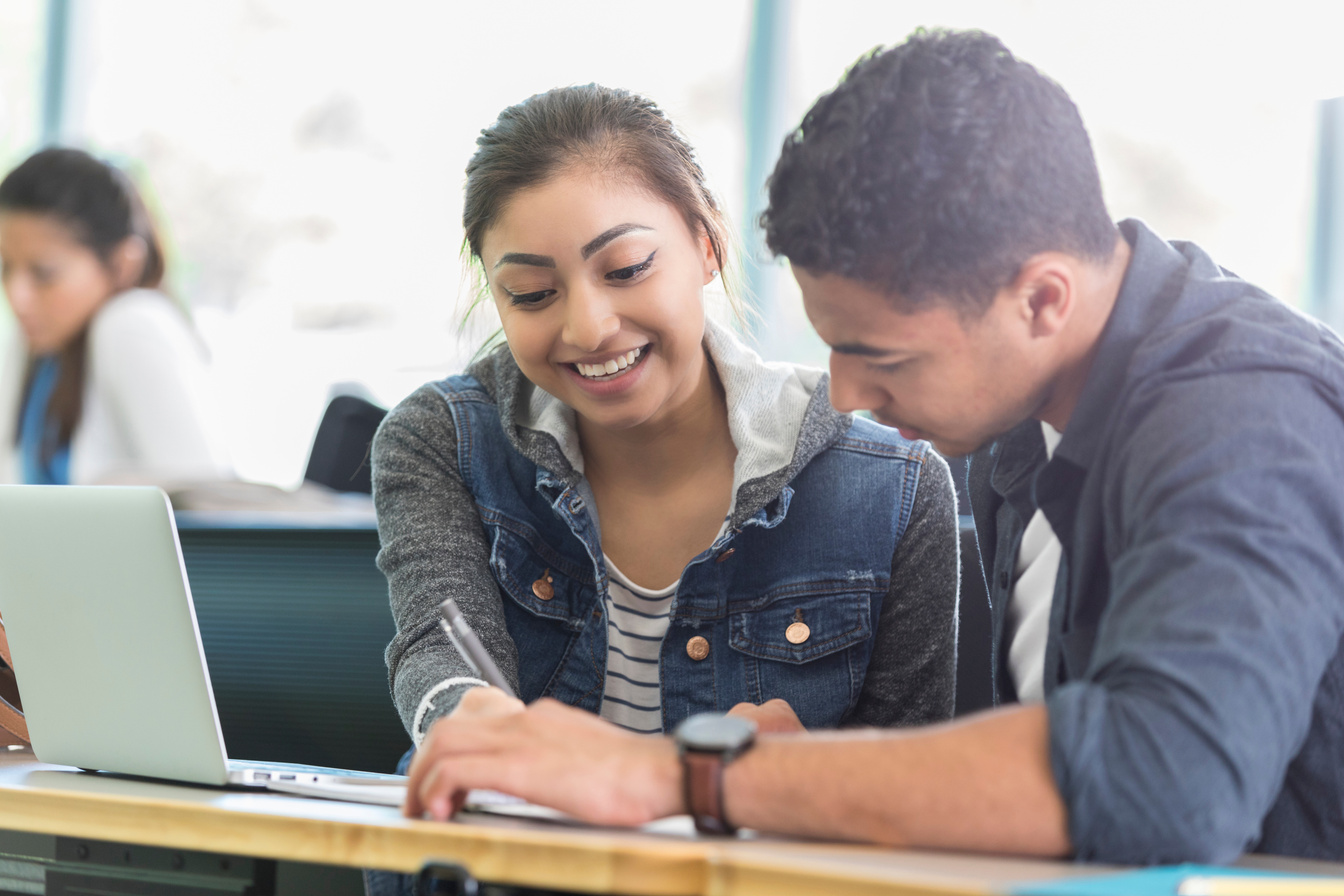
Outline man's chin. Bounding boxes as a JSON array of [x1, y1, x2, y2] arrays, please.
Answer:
[[930, 440, 974, 458], [908, 430, 985, 458], [871, 416, 990, 457]]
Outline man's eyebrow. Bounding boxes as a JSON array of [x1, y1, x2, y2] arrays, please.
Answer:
[[494, 253, 555, 271], [581, 224, 652, 260], [832, 342, 899, 357]]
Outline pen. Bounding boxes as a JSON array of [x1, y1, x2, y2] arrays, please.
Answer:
[[1178, 876, 1344, 896], [438, 598, 517, 699]]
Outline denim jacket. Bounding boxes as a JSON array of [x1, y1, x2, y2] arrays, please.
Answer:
[[373, 321, 958, 743]]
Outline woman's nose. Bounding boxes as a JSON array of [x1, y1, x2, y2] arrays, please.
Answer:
[[2, 272, 34, 316], [562, 285, 620, 351]]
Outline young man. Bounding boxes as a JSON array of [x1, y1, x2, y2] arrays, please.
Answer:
[[401, 30, 1344, 864]]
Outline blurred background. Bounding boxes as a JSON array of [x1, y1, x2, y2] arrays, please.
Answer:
[[2, 0, 1342, 487]]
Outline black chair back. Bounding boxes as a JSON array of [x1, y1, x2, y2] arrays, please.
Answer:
[[304, 395, 388, 495]]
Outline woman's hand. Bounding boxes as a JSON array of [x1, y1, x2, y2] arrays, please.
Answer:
[[405, 698, 683, 826], [450, 685, 524, 720], [726, 698, 806, 734]]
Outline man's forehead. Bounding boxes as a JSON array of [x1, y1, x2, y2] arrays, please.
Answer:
[[796, 271, 958, 345], [794, 266, 915, 315]]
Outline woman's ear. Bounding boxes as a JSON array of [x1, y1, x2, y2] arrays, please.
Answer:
[[699, 228, 719, 286], [110, 236, 149, 290]]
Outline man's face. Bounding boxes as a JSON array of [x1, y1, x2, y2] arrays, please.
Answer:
[[795, 266, 1049, 457]]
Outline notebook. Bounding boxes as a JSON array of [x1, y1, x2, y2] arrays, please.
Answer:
[[0, 484, 406, 806]]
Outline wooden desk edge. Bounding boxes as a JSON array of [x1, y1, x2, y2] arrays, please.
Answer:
[[0, 783, 710, 895], [705, 854, 994, 896]]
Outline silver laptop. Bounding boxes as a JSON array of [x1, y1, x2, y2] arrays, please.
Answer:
[[0, 485, 406, 806]]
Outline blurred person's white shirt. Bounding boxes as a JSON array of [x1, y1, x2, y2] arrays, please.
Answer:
[[0, 289, 231, 485]]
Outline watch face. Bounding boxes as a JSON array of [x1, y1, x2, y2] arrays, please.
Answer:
[[675, 713, 756, 752]]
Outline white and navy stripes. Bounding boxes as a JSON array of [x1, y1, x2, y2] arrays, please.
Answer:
[[599, 558, 676, 734]]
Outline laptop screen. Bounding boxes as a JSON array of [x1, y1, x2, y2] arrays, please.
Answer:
[[0, 485, 231, 785]]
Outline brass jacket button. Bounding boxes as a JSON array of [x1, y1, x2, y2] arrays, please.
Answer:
[[532, 569, 555, 601], [785, 608, 811, 644], [715, 548, 735, 563], [686, 636, 710, 661]]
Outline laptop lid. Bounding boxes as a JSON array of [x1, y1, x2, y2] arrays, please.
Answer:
[[0, 485, 231, 785]]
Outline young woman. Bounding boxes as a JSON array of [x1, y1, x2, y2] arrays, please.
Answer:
[[0, 148, 230, 486], [373, 85, 959, 760]]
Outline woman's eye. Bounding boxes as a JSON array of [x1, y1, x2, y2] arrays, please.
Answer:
[[506, 289, 555, 307], [606, 251, 656, 283]]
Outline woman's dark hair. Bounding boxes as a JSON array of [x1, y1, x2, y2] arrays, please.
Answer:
[[761, 29, 1117, 314], [0, 147, 168, 461], [462, 84, 734, 312]]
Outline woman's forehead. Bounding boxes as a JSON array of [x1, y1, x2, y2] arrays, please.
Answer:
[[0, 212, 88, 255], [483, 174, 687, 258]]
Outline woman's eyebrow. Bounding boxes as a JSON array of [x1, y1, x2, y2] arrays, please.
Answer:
[[494, 253, 555, 271], [581, 224, 652, 260]]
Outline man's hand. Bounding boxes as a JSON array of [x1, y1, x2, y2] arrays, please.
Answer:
[[726, 698, 806, 734], [405, 698, 683, 826]]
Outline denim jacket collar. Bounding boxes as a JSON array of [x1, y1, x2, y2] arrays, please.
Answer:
[[465, 318, 852, 530]]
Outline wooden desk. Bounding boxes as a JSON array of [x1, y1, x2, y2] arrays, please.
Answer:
[[0, 751, 709, 895], [0, 750, 1338, 896]]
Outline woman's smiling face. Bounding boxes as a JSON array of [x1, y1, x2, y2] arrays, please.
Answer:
[[481, 168, 718, 433]]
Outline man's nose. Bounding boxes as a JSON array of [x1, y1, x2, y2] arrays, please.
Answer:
[[827, 353, 880, 415]]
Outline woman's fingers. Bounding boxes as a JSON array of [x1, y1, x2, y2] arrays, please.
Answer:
[[453, 685, 525, 720], [401, 699, 683, 826], [726, 698, 805, 734]]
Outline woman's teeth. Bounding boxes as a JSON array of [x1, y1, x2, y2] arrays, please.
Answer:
[[575, 347, 643, 379]]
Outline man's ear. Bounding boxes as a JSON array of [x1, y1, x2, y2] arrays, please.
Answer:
[[1009, 253, 1074, 338], [110, 235, 149, 290]]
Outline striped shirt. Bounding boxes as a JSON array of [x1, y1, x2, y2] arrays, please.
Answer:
[[599, 557, 676, 734]]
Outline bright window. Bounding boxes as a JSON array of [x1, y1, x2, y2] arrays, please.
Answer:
[[5, 1, 1341, 484], [58, 0, 752, 484], [0, 0, 45, 349]]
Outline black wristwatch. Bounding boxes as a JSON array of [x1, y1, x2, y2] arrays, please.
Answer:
[[673, 713, 757, 835]]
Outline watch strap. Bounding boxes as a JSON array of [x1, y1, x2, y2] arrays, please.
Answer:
[[683, 749, 734, 834]]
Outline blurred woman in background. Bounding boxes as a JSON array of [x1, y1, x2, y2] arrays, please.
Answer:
[[0, 147, 230, 485]]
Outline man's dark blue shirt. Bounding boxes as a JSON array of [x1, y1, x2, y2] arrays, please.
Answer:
[[968, 219, 1344, 864]]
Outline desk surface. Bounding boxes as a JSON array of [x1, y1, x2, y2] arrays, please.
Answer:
[[0, 751, 1336, 896]]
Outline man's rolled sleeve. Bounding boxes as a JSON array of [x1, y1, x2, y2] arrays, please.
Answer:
[[1046, 369, 1344, 864]]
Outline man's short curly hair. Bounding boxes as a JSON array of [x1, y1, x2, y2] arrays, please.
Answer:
[[760, 29, 1116, 313]]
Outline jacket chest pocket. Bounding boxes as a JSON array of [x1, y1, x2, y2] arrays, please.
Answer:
[[486, 523, 592, 627], [487, 522, 598, 702], [728, 591, 874, 729]]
